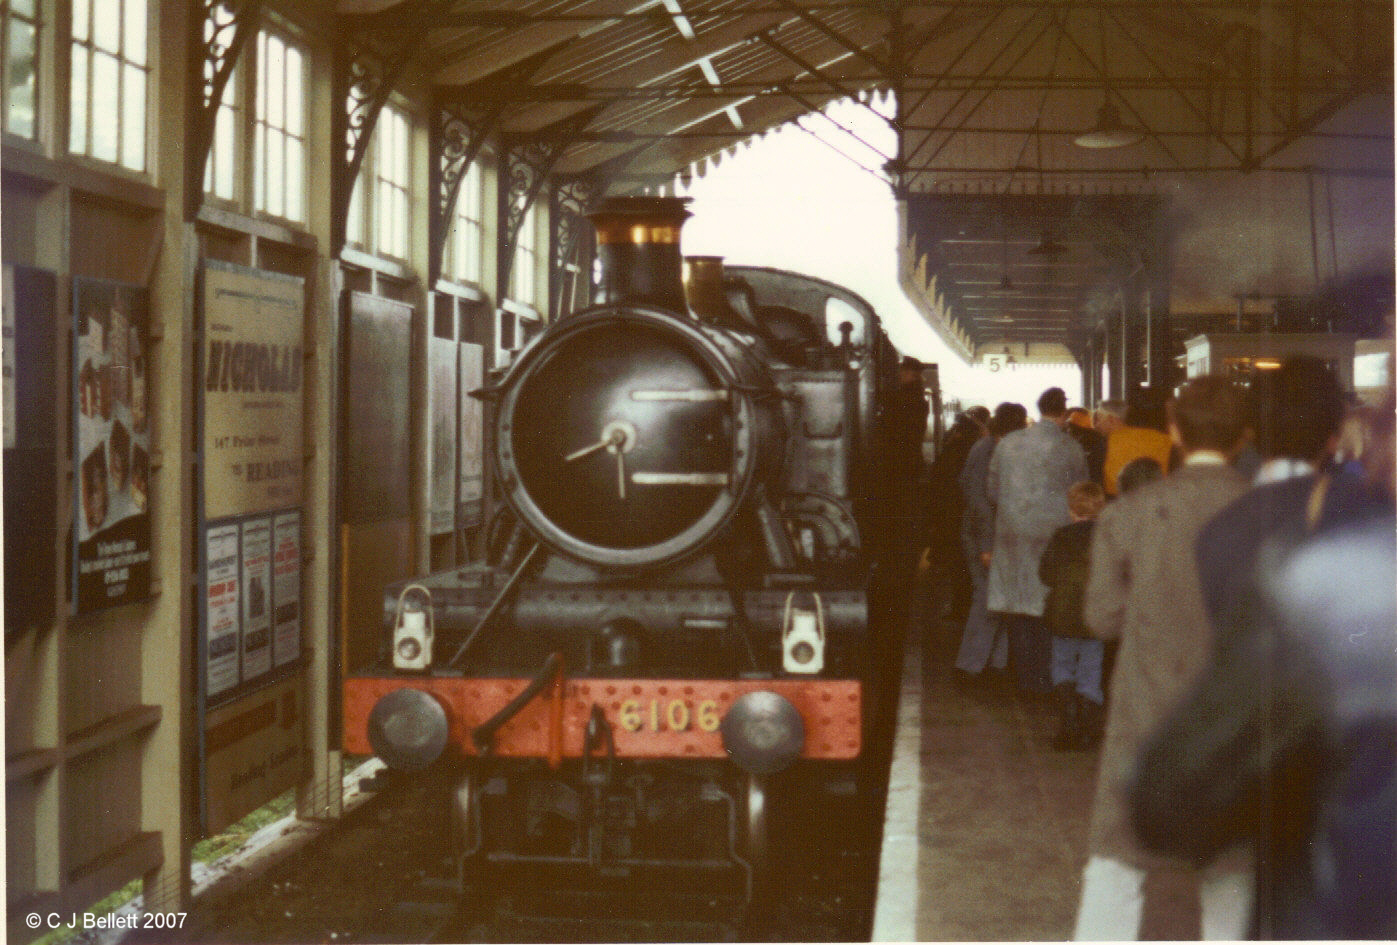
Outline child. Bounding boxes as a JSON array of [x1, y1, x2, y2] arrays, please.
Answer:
[[1038, 480, 1106, 750]]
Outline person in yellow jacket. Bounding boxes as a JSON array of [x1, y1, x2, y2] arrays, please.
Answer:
[[1095, 399, 1174, 497]]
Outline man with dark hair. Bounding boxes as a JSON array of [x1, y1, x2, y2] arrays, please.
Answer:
[[1075, 375, 1251, 940], [1133, 383, 1396, 939], [1038, 385, 1068, 417], [985, 387, 1086, 695], [1253, 355, 1348, 484], [1196, 356, 1349, 631], [884, 356, 930, 481]]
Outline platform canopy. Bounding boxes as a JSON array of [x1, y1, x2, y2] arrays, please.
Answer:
[[337, 1, 1393, 357]]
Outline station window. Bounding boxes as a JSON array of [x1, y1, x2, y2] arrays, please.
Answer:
[[204, 63, 239, 202], [510, 201, 538, 305], [344, 103, 413, 261], [346, 174, 365, 247], [253, 29, 305, 222], [70, 0, 149, 170], [2, 0, 39, 139], [374, 105, 411, 260], [447, 160, 484, 285]]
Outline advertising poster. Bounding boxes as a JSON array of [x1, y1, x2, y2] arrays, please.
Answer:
[[72, 277, 152, 612], [458, 342, 485, 526], [4, 265, 58, 633], [201, 262, 305, 520], [429, 337, 457, 535], [343, 292, 411, 522], [205, 522, 242, 698], [204, 677, 304, 834], [271, 511, 300, 667], [240, 517, 273, 682]]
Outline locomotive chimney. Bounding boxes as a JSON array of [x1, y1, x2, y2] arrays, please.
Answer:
[[588, 196, 691, 312]]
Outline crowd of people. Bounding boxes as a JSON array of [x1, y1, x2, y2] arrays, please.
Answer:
[[912, 358, 1395, 940]]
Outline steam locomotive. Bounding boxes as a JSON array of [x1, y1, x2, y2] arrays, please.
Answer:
[[343, 196, 908, 902]]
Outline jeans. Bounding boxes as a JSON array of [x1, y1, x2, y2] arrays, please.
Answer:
[[1050, 636, 1105, 703], [954, 536, 1008, 673]]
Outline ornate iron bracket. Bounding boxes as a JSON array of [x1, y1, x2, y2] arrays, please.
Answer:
[[547, 146, 650, 317], [429, 44, 575, 286], [429, 104, 498, 286], [331, 1, 450, 256], [548, 175, 603, 318], [184, 0, 263, 221], [496, 107, 606, 303]]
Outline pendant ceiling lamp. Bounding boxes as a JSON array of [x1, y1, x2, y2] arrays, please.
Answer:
[[1074, 13, 1143, 150], [1074, 97, 1144, 149]]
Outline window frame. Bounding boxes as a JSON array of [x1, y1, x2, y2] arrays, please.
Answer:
[[202, 59, 241, 205], [67, 0, 151, 173], [445, 156, 485, 288], [251, 24, 307, 224], [372, 102, 412, 262], [509, 199, 539, 308], [1, 0, 42, 142], [344, 96, 415, 265]]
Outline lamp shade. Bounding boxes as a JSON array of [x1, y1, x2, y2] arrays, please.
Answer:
[[1074, 99, 1144, 149]]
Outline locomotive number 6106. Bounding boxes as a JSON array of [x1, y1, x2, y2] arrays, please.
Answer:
[[617, 698, 722, 733]]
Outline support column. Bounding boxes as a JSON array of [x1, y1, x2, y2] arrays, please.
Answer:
[[1105, 310, 1123, 399], [1145, 258, 1177, 396], [1077, 342, 1093, 408], [143, 0, 195, 912], [297, 256, 345, 822], [1121, 284, 1145, 397]]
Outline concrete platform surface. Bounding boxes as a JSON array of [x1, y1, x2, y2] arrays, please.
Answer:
[[875, 616, 1098, 941]]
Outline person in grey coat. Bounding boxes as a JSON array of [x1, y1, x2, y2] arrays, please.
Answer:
[[1074, 376, 1251, 941], [953, 402, 1028, 678], [985, 387, 1087, 694]]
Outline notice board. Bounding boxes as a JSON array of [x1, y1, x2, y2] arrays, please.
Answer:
[[71, 276, 152, 613], [197, 261, 307, 834], [341, 291, 414, 672], [428, 336, 457, 535]]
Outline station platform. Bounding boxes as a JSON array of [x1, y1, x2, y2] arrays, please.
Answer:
[[872, 612, 1098, 941]]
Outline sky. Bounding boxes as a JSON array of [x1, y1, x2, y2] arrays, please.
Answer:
[[674, 96, 1083, 416]]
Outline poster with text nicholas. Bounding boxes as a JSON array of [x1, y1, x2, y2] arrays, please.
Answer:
[[198, 261, 305, 703], [201, 262, 305, 519], [72, 276, 152, 613]]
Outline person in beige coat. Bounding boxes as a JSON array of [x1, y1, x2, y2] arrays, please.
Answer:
[[1074, 376, 1251, 941]]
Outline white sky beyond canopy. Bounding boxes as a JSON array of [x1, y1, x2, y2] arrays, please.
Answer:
[[677, 97, 1084, 416]]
